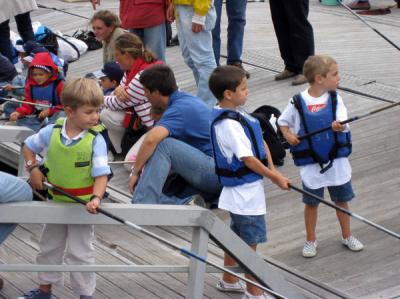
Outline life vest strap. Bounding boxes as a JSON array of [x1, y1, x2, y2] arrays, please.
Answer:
[[50, 183, 93, 197]]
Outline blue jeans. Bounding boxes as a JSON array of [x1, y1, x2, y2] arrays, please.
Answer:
[[0, 172, 33, 244], [175, 5, 217, 108], [130, 22, 166, 62], [16, 111, 65, 132], [302, 181, 355, 206], [212, 0, 247, 65], [132, 138, 222, 204]]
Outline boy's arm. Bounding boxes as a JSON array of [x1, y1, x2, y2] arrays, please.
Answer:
[[86, 175, 108, 214], [241, 156, 290, 190], [22, 144, 45, 190], [280, 125, 300, 146]]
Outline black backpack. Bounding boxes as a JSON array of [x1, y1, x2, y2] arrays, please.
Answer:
[[250, 105, 286, 166]]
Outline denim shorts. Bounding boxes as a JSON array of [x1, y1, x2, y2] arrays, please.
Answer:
[[229, 213, 267, 246], [302, 180, 355, 205]]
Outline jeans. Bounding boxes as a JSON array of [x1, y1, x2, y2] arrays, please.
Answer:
[[212, 0, 247, 65], [0, 172, 33, 245], [130, 22, 166, 62], [175, 5, 217, 108], [17, 111, 65, 132], [0, 12, 35, 62], [132, 138, 222, 205]]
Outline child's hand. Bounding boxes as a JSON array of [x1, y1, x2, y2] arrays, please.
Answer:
[[86, 197, 101, 214], [29, 168, 45, 190], [39, 109, 50, 119], [284, 131, 300, 146], [9, 112, 20, 121], [271, 169, 290, 190], [3, 84, 13, 91], [332, 121, 345, 132]]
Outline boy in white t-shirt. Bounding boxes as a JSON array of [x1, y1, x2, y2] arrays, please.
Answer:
[[209, 65, 290, 299], [278, 55, 364, 258]]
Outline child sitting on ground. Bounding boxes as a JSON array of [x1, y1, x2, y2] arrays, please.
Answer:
[[278, 55, 364, 258], [93, 61, 124, 96], [209, 65, 290, 299], [9, 52, 64, 132], [21, 77, 111, 299]]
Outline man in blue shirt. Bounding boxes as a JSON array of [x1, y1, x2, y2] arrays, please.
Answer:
[[128, 64, 221, 205]]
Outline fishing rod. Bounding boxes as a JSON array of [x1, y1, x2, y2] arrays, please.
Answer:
[[298, 100, 400, 140], [43, 181, 288, 299], [337, 0, 400, 52], [0, 97, 64, 110], [37, 4, 91, 20], [289, 184, 400, 240]]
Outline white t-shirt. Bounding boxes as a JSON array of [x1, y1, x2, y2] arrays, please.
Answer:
[[214, 110, 266, 216], [277, 89, 352, 189]]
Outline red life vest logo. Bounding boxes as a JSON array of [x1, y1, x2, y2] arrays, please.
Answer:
[[307, 104, 326, 113]]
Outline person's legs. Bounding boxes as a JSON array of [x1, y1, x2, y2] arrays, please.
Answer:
[[65, 225, 96, 296], [175, 5, 217, 107], [212, 0, 223, 65], [0, 172, 32, 244], [304, 204, 318, 241], [15, 12, 35, 42], [133, 138, 221, 204], [0, 19, 13, 61], [335, 202, 351, 239], [129, 28, 144, 41], [100, 108, 125, 154], [226, 0, 247, 64], [16, 116, 43, 132], [284, 0, 314, 74], [143, 23, 166, 62]]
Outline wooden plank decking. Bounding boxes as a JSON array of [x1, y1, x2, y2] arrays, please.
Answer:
[[1, 0, 400, 298]]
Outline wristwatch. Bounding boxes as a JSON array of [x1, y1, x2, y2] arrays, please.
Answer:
[[25, 160, 38, 172]]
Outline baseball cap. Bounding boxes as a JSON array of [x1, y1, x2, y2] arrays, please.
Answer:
[[93, 62, 124, 83]]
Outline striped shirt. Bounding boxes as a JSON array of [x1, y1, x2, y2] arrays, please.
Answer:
[[103, 71, 154, 128]]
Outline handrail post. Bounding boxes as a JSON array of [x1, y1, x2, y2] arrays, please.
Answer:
[[186, 227, 209, 299]]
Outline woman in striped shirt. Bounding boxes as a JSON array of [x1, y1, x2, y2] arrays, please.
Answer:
[[101, 33, 162, 155]]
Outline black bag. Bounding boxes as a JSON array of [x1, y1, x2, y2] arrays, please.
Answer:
[[35, 26, 59, 55], [72, 29, 103, 51], [251, 105, 287, 166], [120, 111, 147, 156]]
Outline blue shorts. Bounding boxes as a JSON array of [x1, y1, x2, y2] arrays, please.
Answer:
[[229, 213, 267, 246], [302, 180, 355, 206]]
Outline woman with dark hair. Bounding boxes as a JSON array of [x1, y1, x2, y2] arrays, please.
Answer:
[[90, 10, 125, 63], [100, 33, 162, 156]]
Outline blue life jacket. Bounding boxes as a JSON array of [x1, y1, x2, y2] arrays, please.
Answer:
[[211, 108, 267, 187], [30, 79, 62, 111], [290, 91, 352, 173]]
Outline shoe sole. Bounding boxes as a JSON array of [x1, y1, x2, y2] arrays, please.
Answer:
[[342, 244, 364, 251]]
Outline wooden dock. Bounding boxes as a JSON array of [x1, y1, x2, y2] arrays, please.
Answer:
[[1, 0, 400, 298]]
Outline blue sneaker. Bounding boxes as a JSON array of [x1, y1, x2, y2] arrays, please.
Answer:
[[18, 288, 52, 299]]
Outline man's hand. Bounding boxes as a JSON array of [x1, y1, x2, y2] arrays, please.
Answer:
[[39, 108, 50, 120], [86, 197, 100, 214], [332, 121, 345, 132], [192, 23, 204, 33], [128, 173, 140, 194], [283, 131, 300, 146], [30, 168, 45, 190], [114, 85, 130, 102], [91, 0, 100, 10], [9, 111, 20, 121]]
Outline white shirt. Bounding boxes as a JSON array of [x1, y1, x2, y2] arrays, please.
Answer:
[[278, 89, 352, 189], [214, 110, 266, 216]]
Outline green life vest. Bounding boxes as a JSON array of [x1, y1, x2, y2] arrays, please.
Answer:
[[44, 118, 106, 203]]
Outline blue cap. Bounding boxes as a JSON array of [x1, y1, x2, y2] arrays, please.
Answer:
[[93, 62, 124, 83]]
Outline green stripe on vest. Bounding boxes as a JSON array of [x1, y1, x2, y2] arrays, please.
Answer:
[[45, 118, 105, 203]]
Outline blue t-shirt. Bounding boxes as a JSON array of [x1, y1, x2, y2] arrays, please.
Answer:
[[157, 90, 213, 156]]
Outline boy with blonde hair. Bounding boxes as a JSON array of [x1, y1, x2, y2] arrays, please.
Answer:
[[20, 77, 111, 299], [278, 55, 363, 258], [209, 65, 290, 299]]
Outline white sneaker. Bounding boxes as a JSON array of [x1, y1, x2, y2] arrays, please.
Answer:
[[216, 279, 245, 293], [342, 236, 364, 251], [242, 291, 276, 299], [302, 240, 317, 258]]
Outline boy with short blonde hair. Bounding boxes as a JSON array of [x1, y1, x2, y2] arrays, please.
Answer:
[[21, 77, 111, 299], [278, 55, 363, 258]]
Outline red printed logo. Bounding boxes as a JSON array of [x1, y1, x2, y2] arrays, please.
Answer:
[[307, 104, 326, 113]]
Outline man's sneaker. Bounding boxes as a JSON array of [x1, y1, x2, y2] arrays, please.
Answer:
[[242, 291, 276, 299], [302, 240, 317, 258], [216, 279, 245, 293], [292, 74, 308, 86], [342, 236, 364, 251], [274, 69, 296, 81], [18, 289, 52, 299]]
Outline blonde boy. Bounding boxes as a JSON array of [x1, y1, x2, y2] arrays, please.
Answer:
[[278, 55, 363, 258], [21, 78, 111, 299]]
